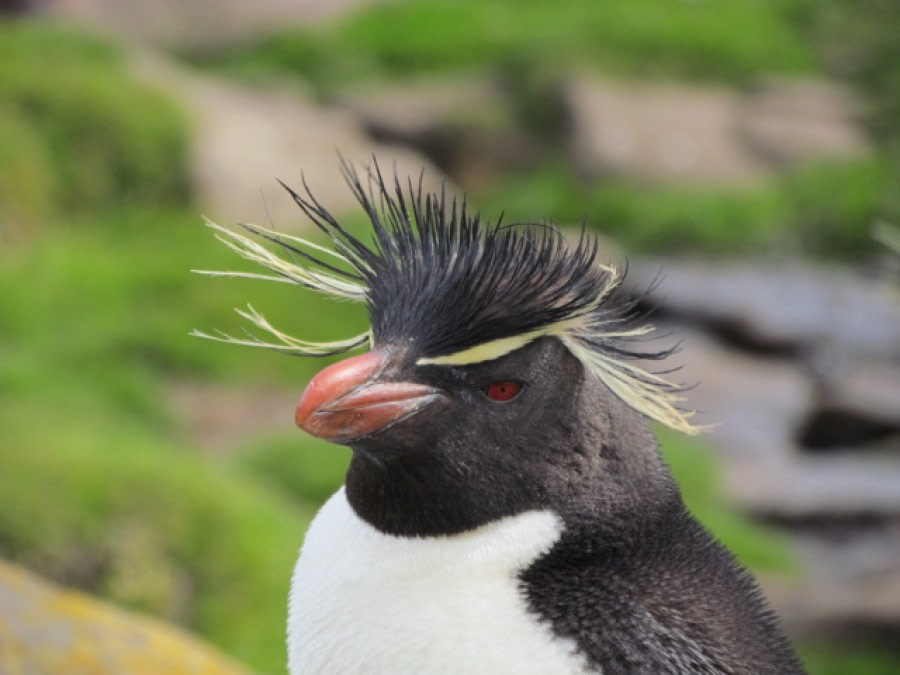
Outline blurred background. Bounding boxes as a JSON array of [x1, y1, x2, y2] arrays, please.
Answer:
[[1, 0, 899, 672]]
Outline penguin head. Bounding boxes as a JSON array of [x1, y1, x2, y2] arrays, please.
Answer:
[[195, 162, 698, 534]]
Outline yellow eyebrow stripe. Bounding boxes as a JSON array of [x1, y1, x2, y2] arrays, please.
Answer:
[[416, 328, 550, 366]]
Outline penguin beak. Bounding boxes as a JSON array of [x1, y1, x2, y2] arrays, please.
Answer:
[[295, 349, 442, 444]]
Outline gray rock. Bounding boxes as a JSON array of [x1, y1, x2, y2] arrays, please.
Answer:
[[630, 259, 900, 363], [770, 526, 900, 633], [725, 457, 900, 519], [670, 330, 808, 459], [336, 76, 509, 143], [335, 76, 534, 190], [739, 78, 870, 168], [132, 52, 449, 227], [562, 74, 870, 187], [813, 361, 900, 429], [563, 74, 767, 186]]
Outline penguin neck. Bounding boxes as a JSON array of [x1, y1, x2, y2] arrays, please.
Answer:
[[344, 448, 546, 537], [343, 375, 675, 540]]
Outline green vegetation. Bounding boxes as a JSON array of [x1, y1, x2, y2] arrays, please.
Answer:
[[239, 434, 351, 508], [478, 157, 889, 257], [799, 639, 900, 675], [0, 207, 361, 671], [792, 0, 900, 229], [0, 21, 189, 231], [0, 23, 360, 670], [195, 0, 816, 91], [0, 402, 309, 672]]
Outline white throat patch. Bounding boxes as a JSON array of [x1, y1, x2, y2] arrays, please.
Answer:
[[287, 488, 592, 674]]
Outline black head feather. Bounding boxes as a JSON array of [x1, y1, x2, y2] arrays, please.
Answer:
[[194, 161, 700, 434], [278, 163, 624, 362]]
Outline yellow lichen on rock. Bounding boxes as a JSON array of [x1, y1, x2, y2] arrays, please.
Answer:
[[0, 559, 252, 674]]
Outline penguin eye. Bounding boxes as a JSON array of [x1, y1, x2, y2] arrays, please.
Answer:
[[483, 380, 522, 402]]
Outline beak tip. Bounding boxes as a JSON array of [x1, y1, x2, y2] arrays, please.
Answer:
[[295, 349, 387, 430], [294, 350, 441, 444]]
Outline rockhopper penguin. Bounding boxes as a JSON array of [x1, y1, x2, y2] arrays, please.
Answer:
[[195, 164, 804, 674]]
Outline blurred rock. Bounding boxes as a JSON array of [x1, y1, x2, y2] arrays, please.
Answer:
[[336, 76, 508, 145], [631, 259, 900, 362], [49, 0, 376, 50], [0, 0, 39, 14], [671, 329, 810, 462], [0, 558, 250, 674], [739, 78, 869, 168], [132, 52, 449, 227], [335, 76, 534, 190], [562, 74, 870, 187], [170, 381, 296, 454], [799, 361, 900, 451], [771, 525, 900, 634], [818, 361, 900, 427], [726, 457, 900, 519], [564, 75, 766, 185]]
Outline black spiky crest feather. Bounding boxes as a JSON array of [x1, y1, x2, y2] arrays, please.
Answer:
[[193, 162, 701, 434]]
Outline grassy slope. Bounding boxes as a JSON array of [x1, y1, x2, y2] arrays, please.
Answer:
[[0, 209, 358, 672], [0, 21, 352, 671]]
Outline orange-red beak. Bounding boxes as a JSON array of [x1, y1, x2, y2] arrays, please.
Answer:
[[295, 349, 441, 444]]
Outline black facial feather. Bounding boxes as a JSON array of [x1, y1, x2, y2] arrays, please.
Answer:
[[272, 161, 642, 363]]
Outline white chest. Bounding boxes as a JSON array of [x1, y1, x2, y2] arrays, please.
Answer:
[[287, 489, 591, 674]]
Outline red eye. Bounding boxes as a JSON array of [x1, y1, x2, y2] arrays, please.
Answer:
[[484, 380, 522, 402]]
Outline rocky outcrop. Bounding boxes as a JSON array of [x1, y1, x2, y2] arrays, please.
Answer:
[[563, 74, 870, 186], [334, 75, 532, 190], [631, 259, 900, 360], [313, 72, 872, 190], [564, 77, 769, 185], [132, 52, 448, 228], [0, 558, 251, 674], [739, 78, 868, 168]]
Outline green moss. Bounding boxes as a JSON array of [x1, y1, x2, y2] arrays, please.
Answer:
[[0, 105, 58, 230], [476, 159, 885, 259], [0, 21, 190, 226], [784, 157, 891, 258], [0, 204, 370, 666], [0, 207, 365, 392], [238, 434, 350, 507], [197, 0, 817, 91], [477, 163, 782, 255], [0, 397, 311, 673], [798, 638, 900, 675]]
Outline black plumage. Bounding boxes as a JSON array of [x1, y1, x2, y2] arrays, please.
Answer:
[[269, 163, 652, 366], [197, 163, 805, 674]]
